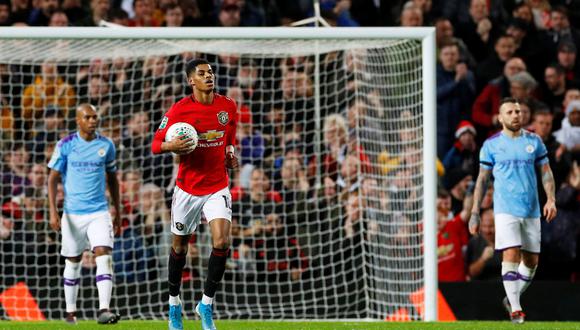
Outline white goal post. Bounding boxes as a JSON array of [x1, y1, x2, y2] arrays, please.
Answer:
[[0, 27, 437, 322]]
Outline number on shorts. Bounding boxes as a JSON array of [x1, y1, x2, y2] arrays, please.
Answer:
[[222, 195, 231, 210]]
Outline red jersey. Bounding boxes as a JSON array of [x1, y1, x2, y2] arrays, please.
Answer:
[[152, 94, 237, 196], [437, 214, 468, 282]]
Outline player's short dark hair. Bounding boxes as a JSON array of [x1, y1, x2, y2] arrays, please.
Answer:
[[185, 59, 211, 78], [499, 97, 520, 108]]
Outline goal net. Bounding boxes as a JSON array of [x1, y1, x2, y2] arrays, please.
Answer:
[[0, 28, 436, 321]]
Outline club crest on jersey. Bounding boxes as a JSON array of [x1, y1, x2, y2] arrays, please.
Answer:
[[98, 148, 106, 157], [159, 116, 169, 129], [217, 111, 229, 125], [526, 145, 535, 153]]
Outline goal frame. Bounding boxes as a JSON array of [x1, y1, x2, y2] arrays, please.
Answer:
[[0, 26, 437, 321]]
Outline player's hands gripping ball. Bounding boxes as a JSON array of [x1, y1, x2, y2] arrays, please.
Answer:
[[469, 212, 481, 235], [225, 151, 238, 169]]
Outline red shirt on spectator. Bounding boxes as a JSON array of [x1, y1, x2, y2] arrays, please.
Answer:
[[437, 213, 468, 282]]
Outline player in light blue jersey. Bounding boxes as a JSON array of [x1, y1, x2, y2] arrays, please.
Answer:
[[47, 104, 121, 325], [469, 98, 557, 324]]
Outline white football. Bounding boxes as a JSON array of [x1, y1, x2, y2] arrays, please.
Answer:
[[165, 122, 198, 153]]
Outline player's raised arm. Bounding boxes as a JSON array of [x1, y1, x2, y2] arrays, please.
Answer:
[[469, 166, 492, 235]]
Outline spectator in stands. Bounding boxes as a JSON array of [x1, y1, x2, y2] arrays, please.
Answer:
[[540, 161, 580, 280], [556, 88, 580, 131], [280, 156, 310, 236], [541, 6, 580, 64], [508, 71, 545, 111], [137, 183, 170, 278], [217, 0, 241, 27], [399, 3, 422, 27], [455, 0, 496, 63], [318, 0, 359, 27], [60, 0, 84, 24], [444, 167, 473, 215], [279, 67, 315, 152], [77, 0, 109, 26], [77, 75, 119, 119], [513, 2, 534, 26], [443, 120, 478, 177], [232, 167, 281, 240], [231, 95, 265, 166], [466, 208, 502, 280], [556, 41, 580, 87], [21, 59, 76, 127], [260, 102, 285, 158], [9, 0, 31, 24], [75, 58, 110, 99], [506, 18, 542, 69], [48, 10, 69, 26], [1, 143, 30, 201], [542, 64, 568, 113], [361, 176, 389, 222], [532, 110, 570, 200], [162, 3, 184, 27], [0, 0, 11, 26], [528, 0, 551, 31], [109, 8, 129, 25], [338, 153, 362, 194], [434, 18, 476, 68], [436, 39, 476, 158], [475, 35, 516, 91], [253, 202, 308, 282], [121, 111, 148, 168], [437, 189, 469, 282], [28, 105, 65, 163], [443, 0, 508, 27], [128, 0, 160, 26], [231, 167, 282, 273], [472, 57, 527, 140], [235, 59, 267, 116], [27, 163, 47, 195], [554, 100, 580, 161], [318, 113, 350, 180], [28, 0, 59, 26], [346, 98, 383, 153], [520, 99, 533, 129]]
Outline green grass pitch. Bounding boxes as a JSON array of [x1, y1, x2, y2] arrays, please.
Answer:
[[2, 321, 580, 330]]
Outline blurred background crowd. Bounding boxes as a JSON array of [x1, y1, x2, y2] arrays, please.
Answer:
[[0, 0, 580, 297]]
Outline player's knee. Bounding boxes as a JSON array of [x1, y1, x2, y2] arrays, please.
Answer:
[[95, 254, 113, 275], [66, 255, 82, 263], [212, 236, 230, 250], [172, 244, 188, 255], [94, 246, 112, 256]]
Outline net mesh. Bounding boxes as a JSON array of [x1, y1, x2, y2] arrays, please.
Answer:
[[0, 36, 424, 321]]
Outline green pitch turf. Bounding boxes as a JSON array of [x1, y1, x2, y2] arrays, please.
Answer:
[[2, 321, 580, 330]]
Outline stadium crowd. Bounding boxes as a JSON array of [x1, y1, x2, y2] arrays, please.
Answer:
[[0, 0, 580, 300]]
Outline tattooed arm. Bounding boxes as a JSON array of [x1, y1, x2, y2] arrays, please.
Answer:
[[469, 167, 492, 235], [539, 162, 557, 222]]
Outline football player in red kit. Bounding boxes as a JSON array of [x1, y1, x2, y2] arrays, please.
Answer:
[[151, 59, 238, 330]]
